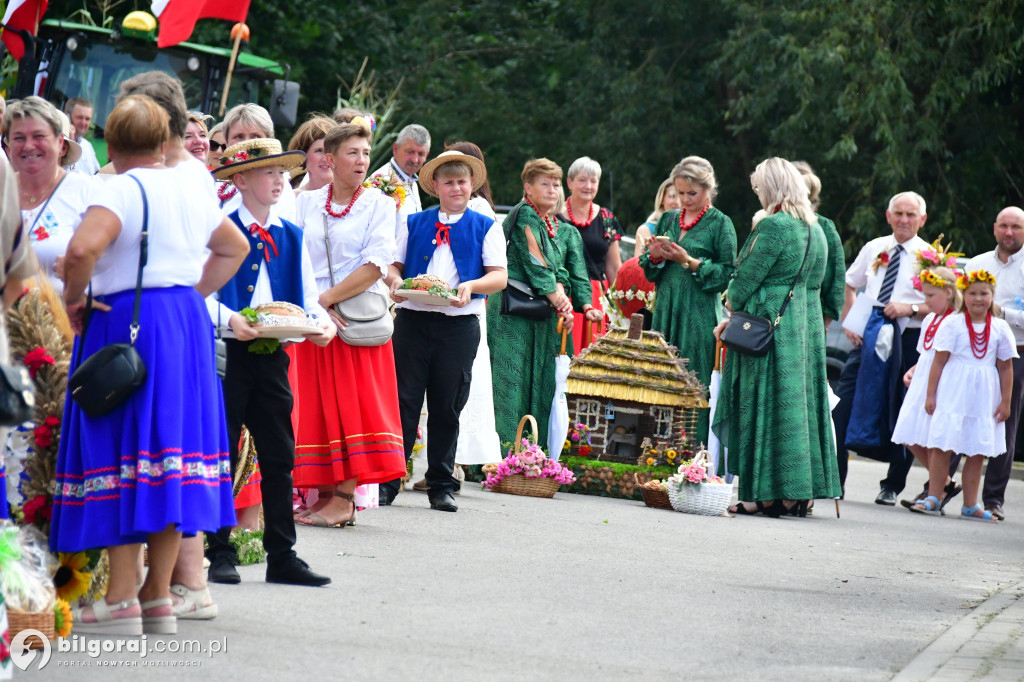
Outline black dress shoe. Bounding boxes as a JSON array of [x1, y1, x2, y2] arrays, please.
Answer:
[[208, 555, 241, 584], [429, 492, 458, 512], [378, 486, 396, 506], [875, 488, 898, 506], [266, 556, 331, 587]]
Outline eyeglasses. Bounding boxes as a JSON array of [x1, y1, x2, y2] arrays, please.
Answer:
[[210, 141, 226, 152]]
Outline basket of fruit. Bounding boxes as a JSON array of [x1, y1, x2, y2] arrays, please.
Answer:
[[635, 476, 673, 510]]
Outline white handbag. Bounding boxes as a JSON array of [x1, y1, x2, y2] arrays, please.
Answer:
[[323, 215, 394, 347]]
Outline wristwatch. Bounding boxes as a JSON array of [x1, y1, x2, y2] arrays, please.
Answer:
[[911, 304, 920, 317]]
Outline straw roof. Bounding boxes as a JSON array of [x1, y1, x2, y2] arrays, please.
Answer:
[[566, 328, 708, 408]]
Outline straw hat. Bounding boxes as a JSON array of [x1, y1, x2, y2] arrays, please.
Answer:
[[212, 138, 306, 182], [417, 150, 487, 197], [55, 111, 82, 168]]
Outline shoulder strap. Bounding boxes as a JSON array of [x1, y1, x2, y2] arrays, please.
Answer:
[[125, 174, 149, 344], [773, 224, 813, 327]]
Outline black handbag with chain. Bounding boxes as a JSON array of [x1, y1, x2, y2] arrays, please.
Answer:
[[68, 175, 150, 416], [500, 202, 554, 321], [720, 222, 812, 357]]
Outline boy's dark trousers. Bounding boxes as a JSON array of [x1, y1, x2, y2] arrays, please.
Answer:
[[207, 339, 298, 564], [381, 309, 479, 501]]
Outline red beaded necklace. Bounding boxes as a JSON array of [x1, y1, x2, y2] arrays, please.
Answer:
[[326, 184, 363, 219], [525, 198, 557, 238], [217, 183, 237, 202], [679, 204, 710, 232], [965, 311, 993, 359], [922, 307, 953, 351], [565, 199, 593, 228]]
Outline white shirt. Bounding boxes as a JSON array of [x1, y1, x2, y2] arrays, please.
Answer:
[[394, 209, 507, 317], [88, 167, 223, 295], [371, 157, 422, 218], [70, 137, 101, 176], [966, 248, 1024, 346], [467, 196, 496, 220], [22, 171, 100, 293], [846, 233, 928, 329], [205, 203, 329, 338], [295, 185, 396, 297], [219, 176, 297, 223]]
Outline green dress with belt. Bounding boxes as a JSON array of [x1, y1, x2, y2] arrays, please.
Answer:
[[713, 212, 842, 501], [488, 203, 591, 452], [639, 207, 736, 446]]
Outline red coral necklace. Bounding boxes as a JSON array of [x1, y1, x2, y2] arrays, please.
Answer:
[[966, 311, 992, 359], [525, 198, 557, 238], [217, 183, 237, 202], [326, 184, 363, 219], [566, 199, 593, 228], [922, 307, 953, 351], [679, 204, 710, 232]]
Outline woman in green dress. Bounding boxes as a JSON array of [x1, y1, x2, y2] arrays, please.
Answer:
[[488, 158, 599, 450], [712, 158, 842, 517], [640, 156, 737, 446], [793, 161, 845, 326]]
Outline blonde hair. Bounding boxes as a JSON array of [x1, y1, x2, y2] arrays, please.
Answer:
[[791, 160, 821, 211], [671, 156, 718, 201], [223, 103, 273, 140], [645, 177, 675, 224], [521, 158, 562, 185], [750, 157, 817, 225], [921, 266, 962, 311]]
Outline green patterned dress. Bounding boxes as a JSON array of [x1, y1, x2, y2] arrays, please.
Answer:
[[639, 207, 736, 445], [713, 212, 842, 501], [488, 203, 591, 451], [817, 214, 846, 322]]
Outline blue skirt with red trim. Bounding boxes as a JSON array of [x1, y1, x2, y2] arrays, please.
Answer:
[[0, 448, 6, 519], [50, 286, 236, 552]]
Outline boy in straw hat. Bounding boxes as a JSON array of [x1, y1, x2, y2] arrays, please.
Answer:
[[205, 138, 335, 586], [382, 151, 509, 511]]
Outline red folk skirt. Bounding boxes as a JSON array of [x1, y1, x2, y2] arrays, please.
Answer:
[[234, 465, 262, 509], [288, 338, 406, 487], [571, 278, 606, 355]]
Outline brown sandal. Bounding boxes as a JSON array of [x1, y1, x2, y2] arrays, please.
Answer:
[[296, 492, 356, 528]]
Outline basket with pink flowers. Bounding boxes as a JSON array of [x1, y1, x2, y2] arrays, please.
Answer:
[[483, 416, 576, 498], [666, 449, 732, 516]]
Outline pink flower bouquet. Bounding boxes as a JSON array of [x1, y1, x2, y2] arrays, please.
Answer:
[[484, 439, 577, 489]]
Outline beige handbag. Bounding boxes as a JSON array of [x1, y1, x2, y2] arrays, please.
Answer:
[[323, 215, 394, 346]]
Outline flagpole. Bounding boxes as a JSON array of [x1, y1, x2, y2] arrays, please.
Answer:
[[218, 23, 247, 117]]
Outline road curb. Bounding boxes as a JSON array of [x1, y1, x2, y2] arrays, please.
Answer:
[[892, 579, 1024, 681]]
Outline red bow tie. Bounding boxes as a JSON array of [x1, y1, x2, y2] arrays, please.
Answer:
[[435, 221, 451, 247], [249, 223, 279, 262]]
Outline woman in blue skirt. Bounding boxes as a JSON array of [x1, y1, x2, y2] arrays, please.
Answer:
[[51, 95, 248, 636]]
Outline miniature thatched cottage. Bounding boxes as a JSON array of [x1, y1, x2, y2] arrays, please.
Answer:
[[566, 315, 708, 464]]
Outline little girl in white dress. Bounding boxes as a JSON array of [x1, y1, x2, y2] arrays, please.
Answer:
[[923, 271, 1016, 522]]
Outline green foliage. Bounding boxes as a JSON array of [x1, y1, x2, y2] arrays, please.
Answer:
[[562, 456, 676, 479]]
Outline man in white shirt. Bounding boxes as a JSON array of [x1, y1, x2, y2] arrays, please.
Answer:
[[64, 97, 101, 175], [834, 192, 930, 506], [944, 207, 1024, 520], [371, 123, 430, 218]]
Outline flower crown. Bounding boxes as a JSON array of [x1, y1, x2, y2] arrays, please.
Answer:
[[956, 270, 996, 290], [349, 115, 376, 133], [916, 269, 954, 290], [912, 234, 962, 274]]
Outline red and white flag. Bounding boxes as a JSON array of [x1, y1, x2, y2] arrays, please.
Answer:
[[152, 0, 251, 48], [1, 0, 49, 60]]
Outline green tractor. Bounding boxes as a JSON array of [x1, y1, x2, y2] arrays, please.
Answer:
[[7, 11, 299, 164]]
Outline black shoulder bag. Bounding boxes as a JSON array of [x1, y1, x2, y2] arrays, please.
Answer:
[[68, 175, 149, 416], [501, 202, 554, 321], [720, 225, 812, 357]]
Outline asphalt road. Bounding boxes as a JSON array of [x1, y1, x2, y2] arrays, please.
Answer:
[[26, 457, 1024, 681]]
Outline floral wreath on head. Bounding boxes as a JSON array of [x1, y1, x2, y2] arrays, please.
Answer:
[[219, 146, 264, 168], [910, 234, 963, 291], [956, 269, 997, 290], [349, 115, 376, 133]]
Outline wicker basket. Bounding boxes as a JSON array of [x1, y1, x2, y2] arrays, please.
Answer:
[[634, 474, 673, 510], [8, 608, 55, 650], [666, 451, 732, 516], [488, 415, 561, 499]]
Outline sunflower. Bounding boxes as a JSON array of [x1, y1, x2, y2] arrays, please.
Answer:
[[645, 457, 656, 466], [666, 449, 678, 460], [54, 599, 73, 638], [54, 552, 92, 602]]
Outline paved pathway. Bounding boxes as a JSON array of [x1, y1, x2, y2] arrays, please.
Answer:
[[25, 458, 1024, 681]]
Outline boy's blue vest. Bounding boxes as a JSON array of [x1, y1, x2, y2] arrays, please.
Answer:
[[404, 207, 490, 299], [218, 210, 306, 311]]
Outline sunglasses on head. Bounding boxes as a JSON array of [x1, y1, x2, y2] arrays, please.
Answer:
[[210, 141, 226, 152]]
